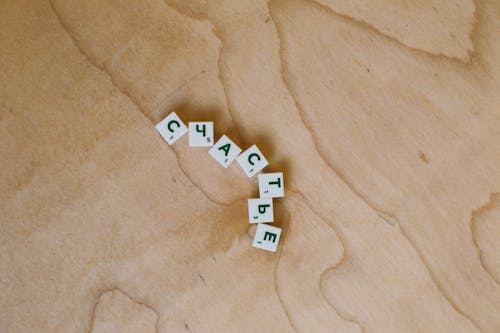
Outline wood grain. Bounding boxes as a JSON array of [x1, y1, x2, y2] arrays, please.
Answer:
[[1, 0, 499, 332]]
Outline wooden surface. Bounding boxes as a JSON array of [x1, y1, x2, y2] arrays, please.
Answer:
[[1, 0, 499, 332]]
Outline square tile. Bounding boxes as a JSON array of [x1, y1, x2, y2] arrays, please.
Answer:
[[252, 223, 282, 252], [189, 122, 214, 147], [258, 172, 285, 198], [248, 198, 274, 223], [155, 111, 188, 145], [208, 135, 242, 168], [236, 145, 269, 177]]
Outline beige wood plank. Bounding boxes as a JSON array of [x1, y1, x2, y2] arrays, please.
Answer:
[[1, 0, 499, 332]]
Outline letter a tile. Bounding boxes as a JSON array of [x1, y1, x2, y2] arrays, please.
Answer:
[[208, 135, 242, 168]]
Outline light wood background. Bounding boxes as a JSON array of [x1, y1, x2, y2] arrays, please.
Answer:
[[1, 0, 499, 332]]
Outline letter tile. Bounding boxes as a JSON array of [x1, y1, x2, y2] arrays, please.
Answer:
[[252, 223, 282, 252], [155, 111, 188, 145], [208, 135, 242, 168], [236, 145, 269, 177], [189, 122, 214, 147], [258, 172, 284, 198], [248, 198, 274, 223]]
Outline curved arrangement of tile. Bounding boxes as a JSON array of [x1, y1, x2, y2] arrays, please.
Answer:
[[156, 111, 284, 252]]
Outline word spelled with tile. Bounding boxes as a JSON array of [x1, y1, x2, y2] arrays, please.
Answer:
[[156, 111, 285, 253]]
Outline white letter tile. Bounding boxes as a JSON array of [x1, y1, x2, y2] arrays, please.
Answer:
[[189, 122, 214, 147], [236, 145, 269, 177], [208, 135, 242, 168], [155, 111, 188, 145], [252, 223, 282, 252], [248, 198, 274, 223], [258, 172, 284, 198]]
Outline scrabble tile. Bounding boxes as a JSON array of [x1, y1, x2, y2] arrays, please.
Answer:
[[236, 145, 269, 177], [252, 223, 282, 252], [248, 198, 274, 223], [155, 111, 188, 145], [259, 172, 285, 198], [189, 122, 214, 147], [208, 135, 242, 168]]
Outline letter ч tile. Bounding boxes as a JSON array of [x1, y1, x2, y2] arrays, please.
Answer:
[[208, 135, 242, 168], [155, 111, 188, 145], [189, 122, 214, 147]]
